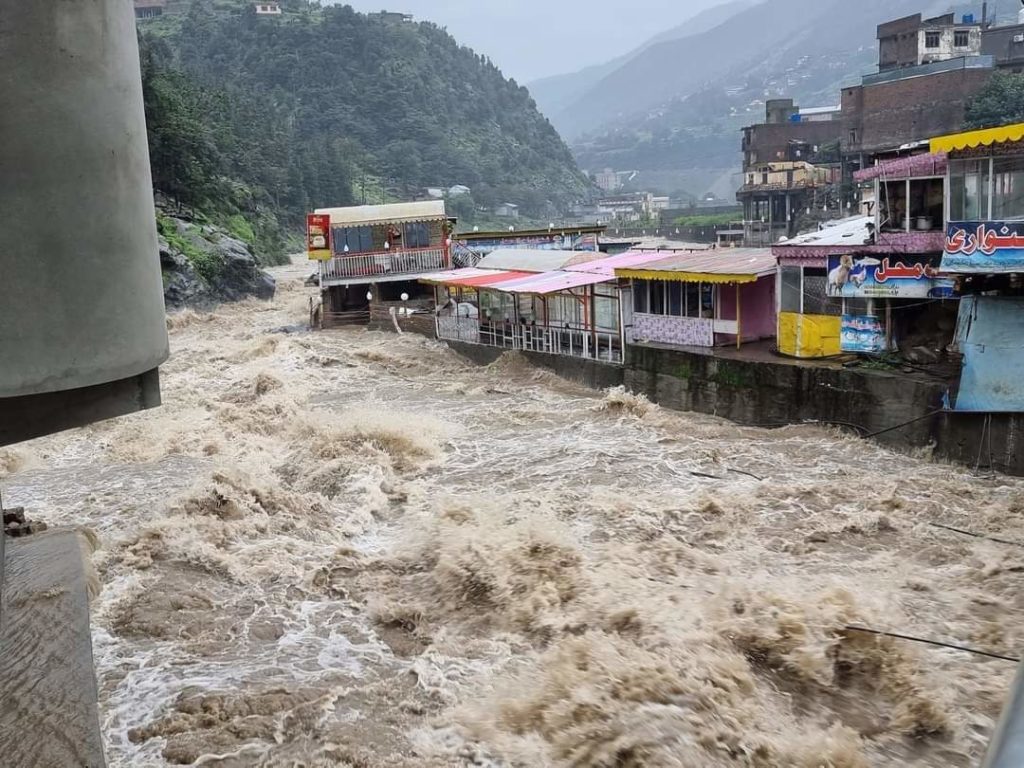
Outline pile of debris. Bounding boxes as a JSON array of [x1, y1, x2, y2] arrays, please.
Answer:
[[3, 507, 47, 538]]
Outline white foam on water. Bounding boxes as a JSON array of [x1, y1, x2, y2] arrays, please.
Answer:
[[4, 269, 1023, 766]]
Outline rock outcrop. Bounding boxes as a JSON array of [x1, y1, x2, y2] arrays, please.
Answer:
[[159, 214, 276, 309]]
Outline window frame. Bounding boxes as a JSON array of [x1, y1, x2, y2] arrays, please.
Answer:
[[924, 30, 941, 49]]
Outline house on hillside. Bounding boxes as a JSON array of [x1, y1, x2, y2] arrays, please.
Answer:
[[495, 203, 520, 219], [309, 201, 451, 327], [878, 13, 982, 71], [254, 2, 282, 15], [133, 0, 166, 19], [373, 11, 414, 22]]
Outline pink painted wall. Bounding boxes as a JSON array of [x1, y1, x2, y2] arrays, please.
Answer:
[[716, 275, 777, 342]]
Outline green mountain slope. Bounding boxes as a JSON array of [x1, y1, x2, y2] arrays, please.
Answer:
[[140, 0, 589, 251]]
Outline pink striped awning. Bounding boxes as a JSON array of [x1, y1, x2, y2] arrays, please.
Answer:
[[419, 268, 532, 288], [853, 152, 947, 183], [489, 251, 680, 295]]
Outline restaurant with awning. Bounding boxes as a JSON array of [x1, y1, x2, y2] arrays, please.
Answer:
[[929, 122, 1024, 412], [614, 249, 777, 350], [421, 250, 673, 363]]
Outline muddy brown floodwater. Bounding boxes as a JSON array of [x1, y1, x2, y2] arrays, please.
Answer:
[[3, 263, 1024, 767]]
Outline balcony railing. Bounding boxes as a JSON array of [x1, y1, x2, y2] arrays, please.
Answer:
[[319, 246, 449, 283], [437, 316, 623, 364]]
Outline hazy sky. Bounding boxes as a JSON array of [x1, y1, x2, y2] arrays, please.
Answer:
[[337, 0, 726, 82]]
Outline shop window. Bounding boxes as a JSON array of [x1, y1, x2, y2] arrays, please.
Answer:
[[333, 226, 373, 255], [668, 282, 682, 316], [780, 266, 802, 313], [404, 221, 431, 248], [883, 178, 944, 231], [685, 282, 701, 317], [633, 280, 649, 314], [650, 281, 665, 315], [803, 269, 842, 316], [992, 156, 1024, 220], [949, 159, 990, 220]]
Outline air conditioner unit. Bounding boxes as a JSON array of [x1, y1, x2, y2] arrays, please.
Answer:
[[1014, 33, 1024, 43]]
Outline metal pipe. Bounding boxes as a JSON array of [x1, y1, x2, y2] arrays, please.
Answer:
[[984, 662, 1024, 768]]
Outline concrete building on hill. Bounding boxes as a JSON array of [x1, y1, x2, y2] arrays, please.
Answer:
[[877, 13, 983, 71], [737, 10, 997, 247]]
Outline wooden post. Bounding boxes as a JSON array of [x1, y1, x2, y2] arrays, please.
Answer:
[[590, 285, 598, 359], [885, 298, 892, 352], [736, 283, 742, 350]]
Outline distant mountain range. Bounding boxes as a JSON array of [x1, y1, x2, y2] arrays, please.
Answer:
[[528, 0, 757, 125], [530, 0, 1006, 199]]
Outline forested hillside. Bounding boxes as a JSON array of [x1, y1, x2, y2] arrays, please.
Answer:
[[139, 0, 589, 262]]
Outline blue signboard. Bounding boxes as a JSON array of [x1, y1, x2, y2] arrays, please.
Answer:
[[841, 315, 887, 354], [944, 221, 1024, 273], [826, 254, 956, 299]]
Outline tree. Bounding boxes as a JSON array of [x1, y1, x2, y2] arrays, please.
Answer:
[[964, 72, 1024, 130]]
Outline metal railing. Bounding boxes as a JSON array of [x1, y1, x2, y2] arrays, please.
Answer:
[[319, 247, 448, 283], [437, 316, 622, 364]]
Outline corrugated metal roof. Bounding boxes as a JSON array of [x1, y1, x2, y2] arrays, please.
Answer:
[[563, 250, 676, 275], [492, 271, 610, 294], [615, 249, 776, 283], [419, 268, 531, 288], [854, 153, 947, 183], [315, 201, 446, 226], [778, 216, 873, 247], [476, 249, 602, 273]]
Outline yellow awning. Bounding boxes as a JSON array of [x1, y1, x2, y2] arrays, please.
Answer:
[[616, 269, 757, 284], [930, 123, 1024, 154]]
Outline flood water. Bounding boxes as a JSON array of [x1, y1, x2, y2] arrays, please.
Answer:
[[3, 263, 1024, 766]]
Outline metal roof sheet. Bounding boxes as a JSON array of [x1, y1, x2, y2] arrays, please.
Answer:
[[315, 201, 446, 226], [615, 249, 776, 283], [476, 248, 602, 272], [854, 153, 947, 183], [419, 268, 530, 288], [777, 216, 873, 247]]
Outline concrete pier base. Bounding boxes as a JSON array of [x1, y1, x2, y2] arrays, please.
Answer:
[[0, 529, 104, 768]]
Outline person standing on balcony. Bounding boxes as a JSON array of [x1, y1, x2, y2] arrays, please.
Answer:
[[386, 223, 402, 250]]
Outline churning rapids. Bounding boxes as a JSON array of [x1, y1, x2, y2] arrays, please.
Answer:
[[3, 262, 1024, 767]]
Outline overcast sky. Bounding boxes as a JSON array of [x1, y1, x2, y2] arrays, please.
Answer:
[[335, 0, 727, 82]]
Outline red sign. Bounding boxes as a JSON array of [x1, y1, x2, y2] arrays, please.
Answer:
[[307, 214, 331, 261]]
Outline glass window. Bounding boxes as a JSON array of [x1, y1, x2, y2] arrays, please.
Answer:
[[949, 159, 990, 220], [650, 281, 665, 315], [333, 226, 373, 254], [803, 268, 842, 317], [700, 284, 714, 318], [404, 221, 431, 248], [880, 180, 908, 231], [633, 280, 648, 314], [992, 156, 1024, 220], [954, 30, 969, 48], [925, 31, 940, 48], [685, 282, 700, 317], [668, 282, 682, 316], [780, 267, 802, 313]]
